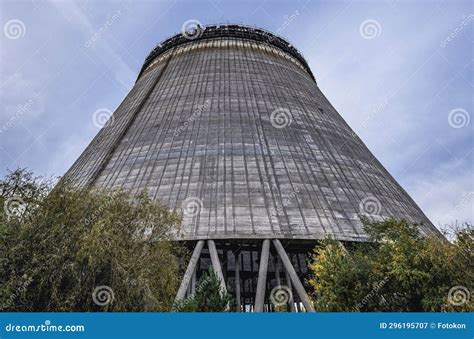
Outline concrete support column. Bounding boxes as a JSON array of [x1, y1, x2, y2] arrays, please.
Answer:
[[273, 239, 315, 312], [175, 240, 204, 302], [254, 239, 271, 312], [285, 270, 296, 312], [338, 241, 349, 255], [207, 239, 227, 294], [274, 256, 281, 286], [191, 268, 196, 294], [235, 252, 242, 312]]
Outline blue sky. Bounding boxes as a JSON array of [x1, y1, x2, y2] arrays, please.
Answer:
[[0, 0, 472, 229]]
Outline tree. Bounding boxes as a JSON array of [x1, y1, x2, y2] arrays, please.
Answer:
[[174, 269, 232, 312], [0, 168, 186, 312], [308, 218, 473, 312]]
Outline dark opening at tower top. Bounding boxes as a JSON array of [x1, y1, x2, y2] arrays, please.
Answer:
[[138, 24, 316, 81]]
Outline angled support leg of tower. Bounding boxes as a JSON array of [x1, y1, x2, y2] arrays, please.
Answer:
[[207, 240, 227, 294], [284, 270, 296, 312], [174, 240, 204, 302], [273, 256, 281, 286], [191, 268, 196, 294], [338, 241, 349, 256], [272, 239, 315, 312], [254, 239, 271, 312]]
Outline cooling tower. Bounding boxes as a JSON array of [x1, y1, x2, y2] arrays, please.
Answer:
[[65, 24, 439, 312]]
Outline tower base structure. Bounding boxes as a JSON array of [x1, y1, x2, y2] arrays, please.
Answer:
[[175, 239, 316, 312]]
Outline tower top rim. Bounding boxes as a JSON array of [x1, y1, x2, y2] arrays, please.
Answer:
[[137, 23, 315, 81]]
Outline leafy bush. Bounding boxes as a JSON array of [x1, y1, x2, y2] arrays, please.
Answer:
[[0, 169, 185, 312], [308, 218, 473, 312]]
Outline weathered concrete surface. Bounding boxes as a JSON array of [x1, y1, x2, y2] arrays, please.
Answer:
[[65, 25, 439, 242]]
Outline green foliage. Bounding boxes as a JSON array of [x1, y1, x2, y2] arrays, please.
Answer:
[[308, 218, 473, 312], [0, 168, 185, 312], [174, 269, 232, 312]]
